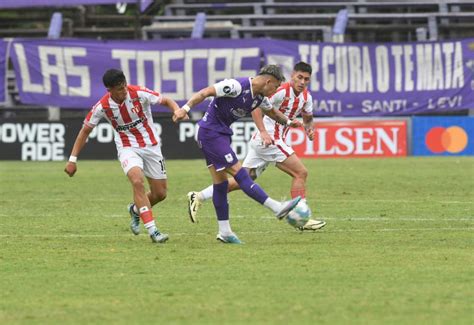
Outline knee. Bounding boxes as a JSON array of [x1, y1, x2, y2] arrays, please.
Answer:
[[129, 176, 145, 190], [295, 167, 308, 181], [150, 190, 167, 204]]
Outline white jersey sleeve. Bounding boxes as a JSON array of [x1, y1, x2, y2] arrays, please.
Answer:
[[302, 92, 313, 115], [259, 97, 273, 111], [84, 102, 105, 128], [214, 79, 242, 98], [137, 86, 162, 106]]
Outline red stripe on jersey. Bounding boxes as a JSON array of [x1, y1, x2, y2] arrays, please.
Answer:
[[274, 83, 291, 140], [283, 97, 300, 141], [85, 109, 93, 123], [276, 144, 290, 157], [101, 95, 131, 147], [129, 87, 158, 146], [118, 99, 146, 147]]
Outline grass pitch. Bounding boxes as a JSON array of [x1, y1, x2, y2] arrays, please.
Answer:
[[0, 157, 473, 324]]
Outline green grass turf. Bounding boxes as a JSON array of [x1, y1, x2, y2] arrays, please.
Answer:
[[0, 157, 473, 324]]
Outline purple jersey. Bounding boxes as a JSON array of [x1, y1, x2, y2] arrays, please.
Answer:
[[198, 78, 272, 135]]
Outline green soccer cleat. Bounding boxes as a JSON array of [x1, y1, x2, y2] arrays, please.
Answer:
[[150, 230, 169, 243], [216, 233, 242, 244], [128, 203, 141, 235]]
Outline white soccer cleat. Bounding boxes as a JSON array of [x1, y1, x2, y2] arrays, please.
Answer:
[[150, 230, 169, 243], [187, 191, 201, 223], [275, 196, 301, 220], [128, 203, 141, 235], [298, 219, 326, 231]]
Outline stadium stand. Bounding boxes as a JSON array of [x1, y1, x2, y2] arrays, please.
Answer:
[[146, 0, 474, 42], [1, 0, 474, 113]]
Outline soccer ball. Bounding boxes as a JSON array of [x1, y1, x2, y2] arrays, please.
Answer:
[[286, 201, 311, 228]]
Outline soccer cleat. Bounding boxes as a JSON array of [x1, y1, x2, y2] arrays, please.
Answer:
[[187, 191, 201, 223], [275, 196, 302, 220], [216, 233, 242, 244], [150, 230, 169, 243], [298, 219, 327, 231], [128, 203, 140, 235]]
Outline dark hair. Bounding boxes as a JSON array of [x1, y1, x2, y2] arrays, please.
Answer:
[[293, 61, 312, 75], [102, 69, 126, 88], [258, 64, 286, 82]]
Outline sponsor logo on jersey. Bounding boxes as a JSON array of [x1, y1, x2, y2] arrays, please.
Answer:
[[115, 116, 146, 132]]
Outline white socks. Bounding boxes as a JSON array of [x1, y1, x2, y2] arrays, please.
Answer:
[[263, 197, 282, 214], [144, 221, 157, 235], [218, 220, 233, 236], [198, 185, 214, 201]]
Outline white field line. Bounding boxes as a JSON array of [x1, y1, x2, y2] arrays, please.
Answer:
[[0, 227, 472, 238], [240, 216, 473, 221], [1, 198, 473, 204], [0, 214, 472, 221]]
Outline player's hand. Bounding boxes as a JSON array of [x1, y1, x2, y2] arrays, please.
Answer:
[[260, 131, 274, 147], [172, 108, 190, 122], [64, 162, 77, 177], [288, 119, 303, 128], [306, 127, 314, 141]]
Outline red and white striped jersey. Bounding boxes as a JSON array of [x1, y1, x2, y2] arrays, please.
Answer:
[[84, 85, 162, 148], [257, 82, 313, 142]]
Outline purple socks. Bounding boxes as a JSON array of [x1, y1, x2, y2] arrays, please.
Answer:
[[213, 180, 229, 220], [234, 168, 269, 205]]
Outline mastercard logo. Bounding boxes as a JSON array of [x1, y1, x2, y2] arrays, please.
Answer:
[[425, 126, 468, 154]]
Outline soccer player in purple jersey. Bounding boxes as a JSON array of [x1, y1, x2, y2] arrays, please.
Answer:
[[173, 65, 303, 244]]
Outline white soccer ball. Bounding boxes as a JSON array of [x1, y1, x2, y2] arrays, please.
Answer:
[[286, 201, 311, 228]]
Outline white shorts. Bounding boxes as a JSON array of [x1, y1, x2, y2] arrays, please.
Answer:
[[242, 138, 294, 177], [117, 145, 167, 180]]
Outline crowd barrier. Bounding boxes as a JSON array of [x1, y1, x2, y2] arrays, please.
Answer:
[[0, 116, 472, 161]]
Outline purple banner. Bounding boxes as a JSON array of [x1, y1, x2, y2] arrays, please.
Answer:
[[0, 39, 9, 103], [0, 0, 151, 12], [9, 38, 474, 116]]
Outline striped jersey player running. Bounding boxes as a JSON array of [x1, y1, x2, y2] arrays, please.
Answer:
[[64, 69, 181, 244], [187, 62, 326, 231]]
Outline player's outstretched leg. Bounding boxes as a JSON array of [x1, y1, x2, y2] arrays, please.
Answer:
[[187, 191, 201, 223], [128, 203, 141, 235], [232, 168, 301, 221]]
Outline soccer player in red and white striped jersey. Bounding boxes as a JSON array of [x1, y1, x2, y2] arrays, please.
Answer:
[[188, 62, 326, 231], [64, 69, 181, 243]]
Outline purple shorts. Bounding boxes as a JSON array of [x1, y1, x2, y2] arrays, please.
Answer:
[[197, 127, 238, 171]]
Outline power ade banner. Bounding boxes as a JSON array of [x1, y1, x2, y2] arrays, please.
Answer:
[[0, 118, 407, 161], [412, 117, 473, 156], [0, 39, 9, 103], [9, 38, 474, 116]]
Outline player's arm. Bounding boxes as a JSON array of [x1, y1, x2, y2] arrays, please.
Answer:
[[263, 107, 302, 128], [173, 86, 216, 122], [251, 108, 273, 147], [301, 94, 314, 140], [161, 96, 181, 114], [302, 112, 314, 140], [64, 125, 94, 177]]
